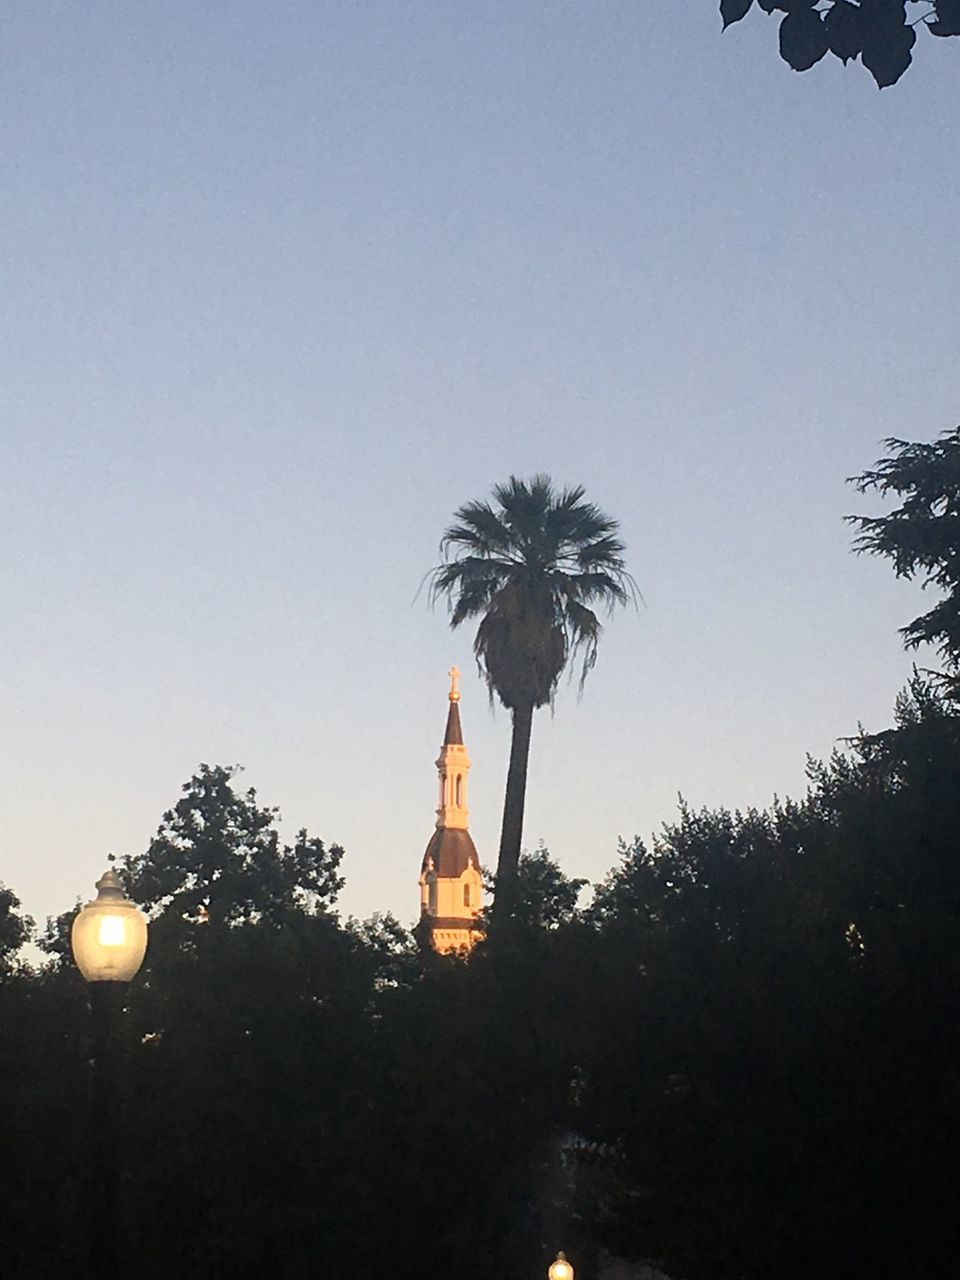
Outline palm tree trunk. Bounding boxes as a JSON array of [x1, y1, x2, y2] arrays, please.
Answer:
[[492, 700, 535, 925]]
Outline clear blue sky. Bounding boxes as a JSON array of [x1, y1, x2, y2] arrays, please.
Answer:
[[2, 2, 958, 933]]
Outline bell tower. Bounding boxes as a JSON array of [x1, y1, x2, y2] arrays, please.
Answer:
[[418, 667, 483, 952]]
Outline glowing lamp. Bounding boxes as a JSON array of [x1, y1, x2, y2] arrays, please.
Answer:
[[71, 868, 148, 983], [549, 1253, 574, 1280]]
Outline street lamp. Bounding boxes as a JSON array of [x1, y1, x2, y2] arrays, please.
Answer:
[[549, 1252, 575, 1280], [71, 866, 148, 1280], [72, 867, 148, 982]]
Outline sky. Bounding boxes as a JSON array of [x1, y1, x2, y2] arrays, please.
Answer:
[[2, 1, 958, 936]]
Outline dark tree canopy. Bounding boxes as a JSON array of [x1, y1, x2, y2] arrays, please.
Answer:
[[489, 844, 588, 932], [0, 883, 33, 972], [574, 674, 960, 1279], [121, 763, 345, 940], [848, 427, 960, 673], [6, 681, 960, 1278], [721, 1, 960, 88]]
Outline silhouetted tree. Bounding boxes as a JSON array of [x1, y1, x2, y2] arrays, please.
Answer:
[[10, 583, 960, 1278], [0, 961, 89, 1274], [121, 762, 345, 942], [720, 1, 960, 88], [0, 882, 32, 972], [574, 675, 960, 1279], [485, 844, 589, 932], [431, 475, 635, 924], [849, 427, 960, 682]]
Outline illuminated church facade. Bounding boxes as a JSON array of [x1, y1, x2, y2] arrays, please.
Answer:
[[418, 668, 484, 953]]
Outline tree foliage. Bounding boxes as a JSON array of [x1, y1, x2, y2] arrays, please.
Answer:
[[0, 765, 585, 1279], [573, 674, 960, 1279], [488, 843, 589, 932], [5, 678, 960, 1278], [848, 426, 960, 673], [0, 882, 32, 972], [121, 763, 345, 942], [721, 1, 960, 88]]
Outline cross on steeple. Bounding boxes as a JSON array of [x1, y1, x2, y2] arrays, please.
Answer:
[[448, 665, 461, 701]]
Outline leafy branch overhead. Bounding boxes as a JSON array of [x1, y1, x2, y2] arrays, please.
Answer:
[[720, 1, 960, 88]]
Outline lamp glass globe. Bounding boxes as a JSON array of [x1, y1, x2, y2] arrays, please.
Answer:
[[71, 869, 148, 983], [549, 1252, 574, 1280]]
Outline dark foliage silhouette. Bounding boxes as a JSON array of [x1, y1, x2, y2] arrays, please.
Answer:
[[721, 1, 960, 88], [848, 427, 960, 703]]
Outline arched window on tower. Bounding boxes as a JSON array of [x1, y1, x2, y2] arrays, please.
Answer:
[[455, 774, 463, 806], [463, 882, 471, 908]]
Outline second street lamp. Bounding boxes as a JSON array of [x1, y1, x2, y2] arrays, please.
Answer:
[[71, 866, 148, 1280], [549, 1252, 575, 1280]]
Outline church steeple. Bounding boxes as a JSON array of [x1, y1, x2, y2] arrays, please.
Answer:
[[436, 666, 470, 830], [418, 667, 483, 953]]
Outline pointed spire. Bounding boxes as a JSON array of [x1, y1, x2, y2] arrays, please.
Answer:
[[444, 665, 463, 744], [434, 667, 470, 828], [444, 703, 463, 745]]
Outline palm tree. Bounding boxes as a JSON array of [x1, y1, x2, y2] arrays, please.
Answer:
[[430, 474, 636, 924]]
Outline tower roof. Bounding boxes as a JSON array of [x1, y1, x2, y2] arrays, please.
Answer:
[[421, 826, 480, 879]]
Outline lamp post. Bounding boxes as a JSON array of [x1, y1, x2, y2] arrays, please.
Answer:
[[71, 866, 148, 1280], [549, 1252, 575, 1280]]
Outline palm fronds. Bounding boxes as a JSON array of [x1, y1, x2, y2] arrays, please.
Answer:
[[430, 475, 636, 708]]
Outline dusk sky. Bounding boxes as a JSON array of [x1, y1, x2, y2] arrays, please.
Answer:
[[2, 2, 958, 934]]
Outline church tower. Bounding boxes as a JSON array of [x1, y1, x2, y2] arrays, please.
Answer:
[[418, 667, 483, 953]]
